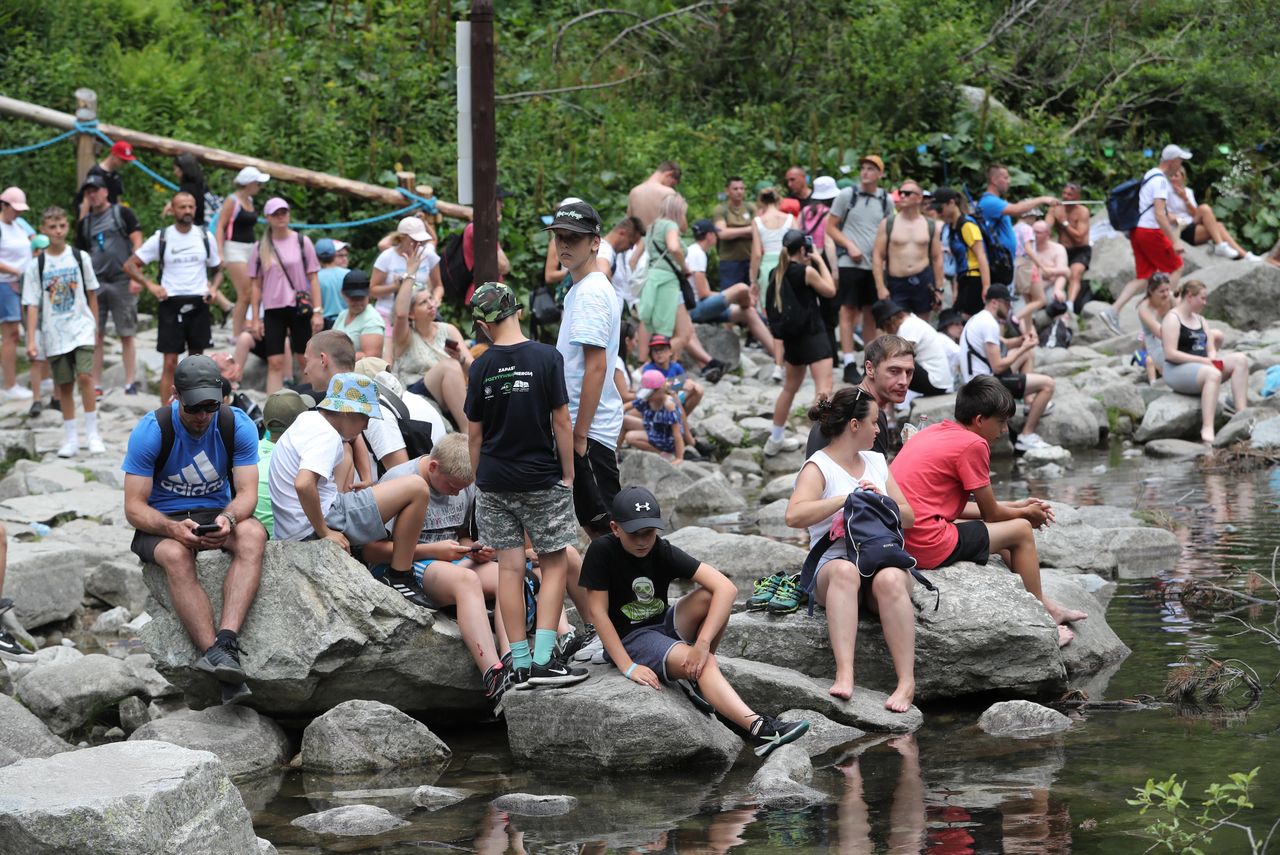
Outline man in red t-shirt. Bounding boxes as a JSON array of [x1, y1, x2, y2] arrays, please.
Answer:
[[890, 375, 1087, 646]]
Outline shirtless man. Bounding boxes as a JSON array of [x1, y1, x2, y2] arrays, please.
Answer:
[[1044, 183, 1092, 308], [627, 162, 681, 230], [872, 181, 944, 321], [1015, 221, 1069, 334]]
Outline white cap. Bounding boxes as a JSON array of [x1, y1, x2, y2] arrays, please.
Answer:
[[558, 196, 584, 208], [234, 166, 271, 185], [332, 240, 349, 252], [1160, 144, 1193, 162], [396, 216, 431, 242], [811, 176, 839, 201]]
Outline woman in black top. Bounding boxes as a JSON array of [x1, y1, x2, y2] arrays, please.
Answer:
[[172, 155, 208, 225], [1159, 279, 1248, 443], [764, 229, 836, 457]]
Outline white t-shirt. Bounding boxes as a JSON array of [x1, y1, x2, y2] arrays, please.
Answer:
[[364, 389, 449, 462], [1167, 185, 1195, 225], [897, 314, 955, 392], [557, 270, 624, 447], [268, 411, 345, 541], [804, 448, 890, 561], [135, 226, 221, 297], [1137, 168, 1171, 230], [0, 219, 32, 286], [372, 245, 440, 318], [21, 247, 100, 357], [939, 333, 962, 384], [597, 240, 634, 308], [960, 309, 1002, 382]]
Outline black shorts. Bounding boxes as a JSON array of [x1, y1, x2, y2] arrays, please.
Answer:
[[953, 273, 984, 316], [909, 365, 949, 396], [572, 437, 621, 536], [1179, 223, 1197, 244], [156, 297, 213, 355], [1065, 245, 1092, 270], [261, 306, 314, 358], [886, 268, 936, 316], [837, 267, 877, 309], [996, 371, 1027, 399], [937, 520, 991, 568], [130, 508, 222, 564], [783, 329, 834, 366]]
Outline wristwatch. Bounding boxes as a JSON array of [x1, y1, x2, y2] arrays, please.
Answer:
[[217, 510, 237, 531]]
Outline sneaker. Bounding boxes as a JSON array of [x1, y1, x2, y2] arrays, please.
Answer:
[[519, 658, 589, 689], [3, 385, 32, 401], [676, 679, 715, 716], [1244, 252, 1264, 264], [380, 570, 436, 610], [220, 681, 253, 705], [1099, 307, 1122, 335], [1015, 432, 1050, 452], [770, 364, 784, 383], [682, 447, 704, 462], [765, 574, 806, 615], [570, 632, 605, 664], [694, 439, 715, 458], [0, 629, 35, 663], [702, 358, 726, 384], [747, 573, 785, 610], [87, 433, 105, 455], [194, 636, 247, 683], [1023, 401, 1055, 418], [554, 624, 596, 662], [841, 362, 862, 385], [749, 715, 811, 757], [763, 435, 800, 457], [27, 399, 42, 418], [1216, 242, 1240, 260], [56, 440, 78, 459], [482, 661, 508, 714], [124, 383, 140, 395]]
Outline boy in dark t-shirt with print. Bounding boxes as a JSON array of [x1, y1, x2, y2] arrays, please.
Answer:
[[465, 282, 588, 690], [580, 486, 809, 757]]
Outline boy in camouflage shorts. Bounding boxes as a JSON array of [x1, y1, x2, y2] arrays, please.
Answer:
[[465, 283, 588, 689]]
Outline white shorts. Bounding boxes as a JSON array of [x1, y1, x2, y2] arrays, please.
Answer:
[[223, 240, 254, 265]]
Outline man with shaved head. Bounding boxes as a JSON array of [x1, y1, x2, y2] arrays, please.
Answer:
[[872, 180, 944, 321]]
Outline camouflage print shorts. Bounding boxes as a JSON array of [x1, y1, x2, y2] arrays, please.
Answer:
[[476, 484, 578, 554]]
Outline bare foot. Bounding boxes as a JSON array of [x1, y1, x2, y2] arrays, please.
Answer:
[[1057, 625, 1075, 647], [1201, 430, 1215, 444], [1047, 601, 1088, 624], [884, 681, 915, 713], [829, 678, 854, 700]]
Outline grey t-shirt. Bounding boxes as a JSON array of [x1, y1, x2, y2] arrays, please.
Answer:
[[827, 187, 890, 270], [380, 457, 477, 544], [77, 204, 139, 282]]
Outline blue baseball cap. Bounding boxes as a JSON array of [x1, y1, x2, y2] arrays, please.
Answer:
[[314, 238, 337, 260]]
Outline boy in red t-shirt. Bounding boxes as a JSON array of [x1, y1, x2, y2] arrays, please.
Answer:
[[890, 375, 1087, 646]]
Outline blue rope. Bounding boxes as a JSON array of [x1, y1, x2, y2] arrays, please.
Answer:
[[0, 128, 80, 156]]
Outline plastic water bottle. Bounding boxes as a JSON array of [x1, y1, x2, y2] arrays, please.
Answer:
[[27, 521, 51, 538], [901, 414, 929, 444]]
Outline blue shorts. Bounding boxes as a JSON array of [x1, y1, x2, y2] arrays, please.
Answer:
[[603, 597, 693, 684], [719, 260, 750, 290], [0, 284, 21, 324], [689, 293, 731, 324]]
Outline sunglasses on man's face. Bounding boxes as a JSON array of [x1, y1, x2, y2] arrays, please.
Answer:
[[183, 401, 221, 415], [899, 190, 919, 197]]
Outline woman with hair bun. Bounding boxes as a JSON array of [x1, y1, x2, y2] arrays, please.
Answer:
[[784, 386, 917, 712], [1160, 279, 1248, 443]]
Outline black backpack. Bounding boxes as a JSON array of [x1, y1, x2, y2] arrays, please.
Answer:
[[968, 209, 1014, 285], [1106, 173, 1157, 234], [834, 188, 889, 259], [364, 381, 436, 475], [156, 226, 213, 283], [153, 404, 238, 495], [438, 231, 473, 308], [765, 263, 811, 340]]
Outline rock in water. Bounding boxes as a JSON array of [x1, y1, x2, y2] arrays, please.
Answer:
[[978, 700, 1072, 737], [301, 699, 451, 774], [130, 705, 290, 779], [0, 695, 70, 759], [490, 793, 578, 816], [291, 804, 408, 837], [1135, 393, 1220, 442], [502, 664, 742, 771], [139, 541, 486, 718], [776, 708, 866, 757], [748, 743, 827, 808], [0, 741, 259, 853], [16, 653, 146, 736], [412, 785, 470, 811]]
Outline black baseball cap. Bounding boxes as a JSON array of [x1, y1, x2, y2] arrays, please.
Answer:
[[81, 173, 109, 191], [543, 200, 602, 236], [174, 355, 224, 407], [342, 269, 371, 298], [872, 299, 907, 328], [986, 283, 1013, 303], [611, 486, 666, 533], [691, 218, 719, 238]]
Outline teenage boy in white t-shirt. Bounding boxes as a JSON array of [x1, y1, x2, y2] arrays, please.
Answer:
[[551, 201, 625, 537], [125, 192, 221, 403], [22, 207, 103, 457]]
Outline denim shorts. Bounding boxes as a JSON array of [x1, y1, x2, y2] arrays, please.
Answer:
[[0, 284, 21, 324], [689, 294, 731, 324], [476, 484, 577, 553]]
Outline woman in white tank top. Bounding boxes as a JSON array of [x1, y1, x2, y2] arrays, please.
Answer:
[[749, 187, 794, 289], [785, 387, 918, 713]]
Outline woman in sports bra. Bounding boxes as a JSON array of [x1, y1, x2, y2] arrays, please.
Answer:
[[216, 166, 270, 336], [1159, 279, 1248, 443]]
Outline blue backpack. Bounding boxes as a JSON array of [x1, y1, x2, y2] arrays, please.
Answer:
[[797, 490, 939, 614], [1106, 173, 1156, 234]]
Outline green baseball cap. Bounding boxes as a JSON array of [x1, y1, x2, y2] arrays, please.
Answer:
[[471, 282, 520, 324]]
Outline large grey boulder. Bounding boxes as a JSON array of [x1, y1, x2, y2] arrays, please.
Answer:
[[0, 741, 259, 854], [2, 542, 89, 628], [664, 527, 806, 586], [1041, 571, 1130, 677], [300, 699, 451, 774], [978, 700, 1072, 737], [0, 695, 70, 759], [1035, 508, 1181, 578], [86, 559, 149, 616], [502, 664, 741, 771], [673, 472, 747, 515], [291, 804, 408, 837], [1205, 263, 1280, 330], [1135, 392, 1223, 442], [17, 653, 147, 736], [748, 743, 826, 808], [491, 792, 578, 816], [1026, 387, 1104, 449], [1250, 415, 1280, 449], [129, 705, 289, 779], [694, 324, 741, 371], [139, 541, 487, 718], [777, 708, 865, 757], [618, 450, 695, 507], [0, 483, 127, 526]]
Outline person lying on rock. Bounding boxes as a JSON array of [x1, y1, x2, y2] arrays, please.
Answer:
[[582, 486, 810, 757], [122, 354, 267, 684], [889, 375, 1087, 647], [266, 372, 432, 610], [784, 387, 918, 711]]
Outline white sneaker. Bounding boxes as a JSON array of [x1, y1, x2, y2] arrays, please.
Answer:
[[770, 364, 784, 383], [87, 433, 105, 455], [3, 385, 33, 401], [1244, 252, 1264, 263], [571, 633, 605, 665], [1098, 308, 1122, 336], [1216, 242, 1240, 260], [56, 439, 79, 459], [1015, 432, 1049, 452], [763, 435, 800, 457]]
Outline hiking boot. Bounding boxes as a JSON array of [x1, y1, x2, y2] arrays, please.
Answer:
[[195, 636, 247, 683], [682, 447, 704, 462], [763, 435, 799, 457], [219, 681, 253, 705], [380, 571, 436, 610], [765, 574, 805, 615], [0, 629, 35, 663], [677, 679, 715, 716], [518, 658, 589, 689], [482, 661, 508, 715], [841, 362, 862, 385], [554, 624, 596, 663], [702, 359, 726, 384], [750, 715, 811, 757], [747, 573, 785, 610]]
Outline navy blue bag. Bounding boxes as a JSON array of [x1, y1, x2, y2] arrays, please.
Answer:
[[797, 490, 939, 614]]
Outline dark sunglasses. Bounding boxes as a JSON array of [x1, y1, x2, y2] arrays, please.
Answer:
[[899, 190, 919, 197], [183, 401, 221, 415]]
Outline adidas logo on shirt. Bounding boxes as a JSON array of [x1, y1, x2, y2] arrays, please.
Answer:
[[161, 451, 226, 497]]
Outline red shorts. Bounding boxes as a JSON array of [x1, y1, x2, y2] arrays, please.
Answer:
[[1130, 227, 1183, 280]]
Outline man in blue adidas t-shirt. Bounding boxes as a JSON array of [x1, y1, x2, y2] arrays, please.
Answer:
[[123, 354, 265, 687]]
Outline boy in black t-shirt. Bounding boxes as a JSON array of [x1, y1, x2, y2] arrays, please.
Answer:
[[465, 283, 588, 690], [581, 486, 809, 757]]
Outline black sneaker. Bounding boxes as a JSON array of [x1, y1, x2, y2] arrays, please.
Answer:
[[483, 661, 509, 714], [749, 715, 810, 757], [381, 570, 436, 610], [842, 362, 862, 385], [27, 399, 42, 418], [702, 358, 726, 384], [554, 625, 596, 663], [0, 629, 35, 663], [682, 447, 704, 461], [220, 681, 253, 705], [694, 439, 715, 458], [518, 658, 589, 689], [195, 636, 247, 683], [677, 679, 715, 716]]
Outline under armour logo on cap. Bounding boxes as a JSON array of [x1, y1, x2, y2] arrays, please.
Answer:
[[612, 486, 665, 534], [635, 502, 651, 512]]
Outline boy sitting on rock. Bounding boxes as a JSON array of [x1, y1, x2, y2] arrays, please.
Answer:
[[581, 486, 809, 757]]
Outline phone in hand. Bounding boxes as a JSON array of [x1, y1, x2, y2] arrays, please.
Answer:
[[193, 523, 221, 535], [469, 543, 486, 553], [444, 339, 460, 352]]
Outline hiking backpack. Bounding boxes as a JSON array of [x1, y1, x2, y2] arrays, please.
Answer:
[[152, 404, 239, 495], [1106, 173, 1157, 234], [364, 381, 436, 476], [834, 188, 890, 259], [438, 231, 474, 308], [1038, 316, 1074, 349], [797, 490, 939, 614], [764, 264, 812, 340], [970, 208, 1015, 285]]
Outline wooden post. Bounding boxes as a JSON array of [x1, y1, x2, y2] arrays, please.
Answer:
[[74, 88, 97, 187], [470, 0, 498, 286]]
